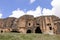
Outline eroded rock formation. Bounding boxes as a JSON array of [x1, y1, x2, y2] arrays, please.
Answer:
[[0, 15, 60, 34]]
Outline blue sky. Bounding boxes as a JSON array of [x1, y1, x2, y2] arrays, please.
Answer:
[[0, 0, 60, 18]]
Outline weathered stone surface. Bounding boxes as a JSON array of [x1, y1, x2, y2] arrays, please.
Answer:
[[0, 15, 60, 34]]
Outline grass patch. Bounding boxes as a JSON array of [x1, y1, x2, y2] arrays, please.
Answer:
[[0, 33, 60, 40]]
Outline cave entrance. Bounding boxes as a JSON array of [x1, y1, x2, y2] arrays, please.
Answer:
[[27, 30, 31, 33], [35, 27, 42, 33], [1, 30, 3, 33]]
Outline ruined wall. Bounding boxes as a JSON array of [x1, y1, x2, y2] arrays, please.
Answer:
[[17, 15, 34, 33], [0, 15, 60, 34], [54, 19, 60, 34], [0, 17, 17, 33], [32, 15, 60, 34]]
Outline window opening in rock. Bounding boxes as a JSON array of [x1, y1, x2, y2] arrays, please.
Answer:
[[49, 27, 52, 30], [29, 23, 31, 26]]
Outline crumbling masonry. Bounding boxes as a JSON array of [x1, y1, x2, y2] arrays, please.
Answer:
[[0, 15, 60, 34]]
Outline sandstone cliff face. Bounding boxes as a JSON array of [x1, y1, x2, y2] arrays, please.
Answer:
[[0, 17, 18, 32], [4, 17, 16, 28], [0, 19, 4, 28], [0, 15, 60, 34], [17, 15, 34, 33]]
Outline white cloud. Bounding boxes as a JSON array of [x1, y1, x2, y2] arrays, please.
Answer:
[[42, 8, 55, 15], [42, 0, 60, 17], [9, 8, 25, 18], [51, 0, 60, 17], [9, 0, 60, 18], [9, 6, 42, 18], [30, 0, 35, 4], [0, 13, 2, 18], [0, 9, 2, 18], [26, 6, 42, 17]]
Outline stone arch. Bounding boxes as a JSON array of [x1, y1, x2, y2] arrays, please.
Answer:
[[26, 29, 31, 33], [1, 30, 3, 33], [35, 27, 42, 33]]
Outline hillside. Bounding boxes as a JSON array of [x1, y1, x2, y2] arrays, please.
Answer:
[[0, 33, 60, 40]]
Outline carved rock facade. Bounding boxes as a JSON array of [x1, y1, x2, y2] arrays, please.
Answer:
[[0, 15, 60, 34]]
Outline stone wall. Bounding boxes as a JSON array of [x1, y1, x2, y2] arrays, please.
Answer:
[[0, 15, 60, 34]]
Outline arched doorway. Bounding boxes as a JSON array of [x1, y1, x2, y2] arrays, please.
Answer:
[[27, 29, 31, 33], [35, 27, 42, 33], [1, 30, 3, 33]]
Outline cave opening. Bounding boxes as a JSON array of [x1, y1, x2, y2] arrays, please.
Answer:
[[27, 30, 31, 33], [35, 27, 42, 33]]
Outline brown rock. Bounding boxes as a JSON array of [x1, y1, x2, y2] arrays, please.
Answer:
[[0, 15, 60, 34]]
